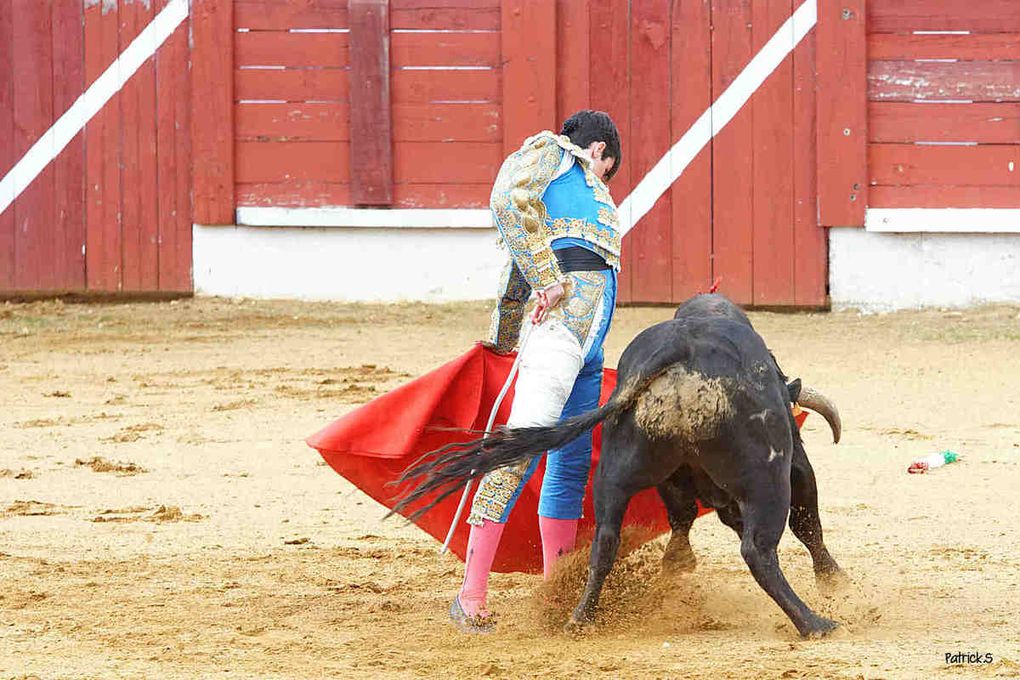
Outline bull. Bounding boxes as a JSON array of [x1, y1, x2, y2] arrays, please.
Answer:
[[394, 294, 847, 639]]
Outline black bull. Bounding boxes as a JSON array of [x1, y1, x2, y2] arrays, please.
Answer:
[[394, 294, 847, 638]]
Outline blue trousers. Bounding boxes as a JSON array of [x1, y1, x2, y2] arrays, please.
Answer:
[[496, 268, 616, 521]]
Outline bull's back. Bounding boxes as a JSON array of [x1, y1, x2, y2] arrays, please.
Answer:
[[616, 317, 789, 444]]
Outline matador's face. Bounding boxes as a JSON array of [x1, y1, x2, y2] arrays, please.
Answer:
[[584, 141, 616, 182]]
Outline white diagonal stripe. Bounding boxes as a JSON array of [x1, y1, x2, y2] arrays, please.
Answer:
[[0, 0, 189, 218], [618, 0, 817, 236]]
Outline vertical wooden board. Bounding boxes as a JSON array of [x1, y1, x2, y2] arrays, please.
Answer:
[[12, 1, 56, 290], [501, 0, 557, 155], [350, 0, 393, 205], [710, 0, 754, 305], [191, 0, 234, 225], [792, 28, 826, 306], [556, 0, 589, 123], [670, 0, 712, 301], [816, 0, 866, 227], [628, 0, 672, 303], [51, 0, 86, 291], [119, 0, 160, 292], [85, 0, 123, 292], [0, 0, 15, 289], [751, 0, 795, 306], [589, 0, 631, 302], [156, 1, 192, 292]]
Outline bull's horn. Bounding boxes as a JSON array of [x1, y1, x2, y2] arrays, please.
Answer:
[[798, 387, 842, 444]]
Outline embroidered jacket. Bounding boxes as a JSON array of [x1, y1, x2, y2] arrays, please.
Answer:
[[487, 131, 621, 352]]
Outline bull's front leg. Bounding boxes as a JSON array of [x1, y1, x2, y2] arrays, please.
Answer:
[[789, 442, 849, 592]]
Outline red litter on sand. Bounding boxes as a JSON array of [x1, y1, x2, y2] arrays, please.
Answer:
[[908, 450, 959, 474]]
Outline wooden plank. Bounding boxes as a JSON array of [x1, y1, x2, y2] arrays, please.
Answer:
[[627, 0, 671, 303], [0, 0, 14, 289], [12, 1, 55, 289], [391, 31, 500, 67], [868, 0, 1020, 34], [394, 141, 501, 182], [816, 0, 867, 228], [236, 102, 501, 142], [349, 0, 392, 205], [50, 0, 86, 291], [391, 0, 501, 8], [393, 103, 501, 141], [869, 61, 1020, 102], [84, 0, 122, 291], [120, 0, 160, 292], [868, 33, 1020, 61], [710, 0, 754, 304], [235, 31, 348, 68], [589, 0, 631, 302], [391, 69, 499, 104], [170, 7, 193, 292], [157, 0, 182, 292], [192, 0, 234, 225], [669, 0, 712, 301], [237, 140, 501, 184], [235, 68, 349, 102], [235, 0, 349, 30], [236, 141, 351, 183], [556, 0, 590, 124], [501, 0, 557, 155], [792, 20, 826, 306], [751, 0, 795, 306], [870, 102, 1020, 144], [869, 185, 1020, 208], [391, 6, 499, 30], [869, 143, 1020, 186], [236, 181, 492, 208], [236, 103, 350, 140]]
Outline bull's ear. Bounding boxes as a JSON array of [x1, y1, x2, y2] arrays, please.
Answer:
[[787, 378, 802, 403]]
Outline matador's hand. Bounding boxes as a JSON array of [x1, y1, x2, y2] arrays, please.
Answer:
[[531, 282, 566, 325]]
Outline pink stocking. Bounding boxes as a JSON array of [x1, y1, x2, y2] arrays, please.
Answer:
[[459, 519, 505, 617], [539, 516, 578, 580]]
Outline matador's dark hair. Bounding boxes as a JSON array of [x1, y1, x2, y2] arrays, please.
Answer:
[[560, 110, 622, 181]]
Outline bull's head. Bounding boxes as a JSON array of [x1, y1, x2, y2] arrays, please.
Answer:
[[786, 378, 841, 444]]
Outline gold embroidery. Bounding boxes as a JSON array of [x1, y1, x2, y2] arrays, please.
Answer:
[[546, 217, 621, 270], [548, 271, 608, 347], [487, 260, 531, 353], [467, 458, 535, 525]]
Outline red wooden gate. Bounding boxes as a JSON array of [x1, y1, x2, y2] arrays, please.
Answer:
[[595, 0, 826, 307], [0, 0, 191, 295]]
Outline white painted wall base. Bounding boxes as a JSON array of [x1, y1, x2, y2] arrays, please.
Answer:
[[193, 225, 504, 302], [830, 228, 1020, 312]]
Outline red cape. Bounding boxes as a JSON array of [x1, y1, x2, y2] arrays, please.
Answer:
[[307, 345, 804, 574]]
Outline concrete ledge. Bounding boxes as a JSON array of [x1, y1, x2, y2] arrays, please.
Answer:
[[193, 225, 503, 302], [830, 228, 1020, 311]]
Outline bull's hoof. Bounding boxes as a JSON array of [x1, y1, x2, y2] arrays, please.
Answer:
[[563, 615, 594, 636], [816, 568, 851, 595], [661, 550, 697, 575], [800, 617, 841, 639]]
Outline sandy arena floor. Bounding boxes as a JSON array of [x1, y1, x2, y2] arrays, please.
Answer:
[[1, 298, 1018, 679]]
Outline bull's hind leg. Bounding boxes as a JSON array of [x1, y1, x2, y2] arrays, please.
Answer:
[[657, 467, 698, 573], [737, 478, 839, 639], [566, 476, 633, 630], [789, 443, 848, 591]]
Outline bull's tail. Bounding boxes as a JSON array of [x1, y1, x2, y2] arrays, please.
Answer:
[[389, 389, 638, 522]]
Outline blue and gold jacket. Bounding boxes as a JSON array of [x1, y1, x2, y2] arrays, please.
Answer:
[[487, 131, 621, 352]]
